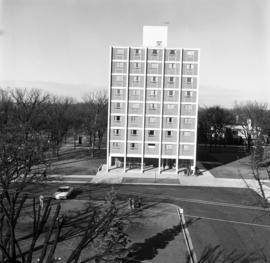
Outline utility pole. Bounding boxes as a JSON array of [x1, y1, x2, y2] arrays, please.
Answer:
[[177, 207, 197, 263]]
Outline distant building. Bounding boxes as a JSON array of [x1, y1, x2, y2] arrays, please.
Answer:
[[106, 27, 200, 174]]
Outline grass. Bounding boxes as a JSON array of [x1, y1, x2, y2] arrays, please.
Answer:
[[46, 146, 106, 175], [197, 145, 270, 180]]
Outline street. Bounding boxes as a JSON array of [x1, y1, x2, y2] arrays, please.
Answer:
[[24, 183, 270, 261]]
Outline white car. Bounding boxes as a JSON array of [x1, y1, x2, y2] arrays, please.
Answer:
[[54, 186, 74, 200]]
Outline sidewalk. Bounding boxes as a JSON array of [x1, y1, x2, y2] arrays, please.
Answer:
[[92, 168, 270, 202], [44, 169, 270, 203]]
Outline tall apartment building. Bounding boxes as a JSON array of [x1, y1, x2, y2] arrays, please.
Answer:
[[107, 34, 200, 175]]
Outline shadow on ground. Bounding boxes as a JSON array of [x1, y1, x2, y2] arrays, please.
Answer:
[[125, 218, 198, 262]]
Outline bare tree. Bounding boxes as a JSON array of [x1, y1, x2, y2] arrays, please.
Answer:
[[46, 96, 74, 157], [10, 88, 51, 138], [0, 191, 130, 263], [82, 90, 108, 157]]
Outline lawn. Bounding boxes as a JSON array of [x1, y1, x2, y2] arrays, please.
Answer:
[[197, 145, 270, 180], [46, 146, 106, 175]]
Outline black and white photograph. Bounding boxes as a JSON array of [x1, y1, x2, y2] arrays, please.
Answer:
[[0, 0, 270, 262]]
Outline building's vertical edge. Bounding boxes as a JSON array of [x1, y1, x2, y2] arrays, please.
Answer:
[[176, 48, 183, 174], [141, 47, 148, 172], [158, 48, 166, 174], [193, 49, 200, 174], [106, 46, 113, 172], [123, 47, 130, 172]]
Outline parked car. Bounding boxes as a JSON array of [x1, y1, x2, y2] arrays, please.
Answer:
[[54, 186, 74, 200]]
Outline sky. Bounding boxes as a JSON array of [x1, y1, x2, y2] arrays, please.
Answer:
[[0, 0, 269, 107]]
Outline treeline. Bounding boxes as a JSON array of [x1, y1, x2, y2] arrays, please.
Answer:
[[0, 88, 108, 157], [198, 102, 270, 144], [1, 88, 269, 152]]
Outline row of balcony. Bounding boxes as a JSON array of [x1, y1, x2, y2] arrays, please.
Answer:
[[110, 129, 195, 143], [111, 102, 196, 116], [111, 75, 197, 88], [112, 47, 199, 62], [110, 116, 196, 129], [111, 62, 198, 75], [111, 89, 197, 103], [110, 141, 195, 156]]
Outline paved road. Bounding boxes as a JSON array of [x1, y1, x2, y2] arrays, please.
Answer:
[[25, 183, 270, 262]]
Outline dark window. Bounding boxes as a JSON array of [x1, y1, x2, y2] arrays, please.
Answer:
[[131, 130, 137, 135], [187, 77, 192, 84], [167, 117, 173, 123], [167, 131, 172, 136], [169, 77, 174, 83], [114, 116, 121, 121], [148, 130, 155, 136]]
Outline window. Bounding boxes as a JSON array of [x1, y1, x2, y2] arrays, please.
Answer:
[[186, 64, 194, 70], [169, 50, 176, 55], [184, 131, 191, 136], [184, 118, 192, 124], [151, 63, 159, 69], [132, 90, 140, 96], [165, 144, 173, 150], [149, 117, 156, 123], [185, 91, 192, 97], [116, 49, 124, 55], [130, 116, 136, 122], [151, 76, 157, 83], [114, 116, 121, 122], [183, 145, 190, 151], [167, 117, 173, 123], [169, 63, 176, 69], [113, 129, 120, 136], [115, 103, 121, 109], [115, 89, 122, 95], [116, 62, 124, 68], [148, 130, 155, 136], [135, 63, 141, 69], [112, 142, 120, 148], [148, 143, 156, 149], [152, 49, 158, 55], [135, 49, 141, 55], [187, 77, 193, 84], [168, 90, 175, 96], [133, 76, 140, 82], [149, 103, 157, 110], [167, 104, 175, 110], [169, 77, 175, 83], [166, 131, 173, 137], [150, 90, 158, 96], [130, 143, 136, 150], [131, 130, 137, 136], [132, 103, 140, 109], [184, 104, 192, 111], [187, 51, 194, 56], [116, 75, 123, 81]]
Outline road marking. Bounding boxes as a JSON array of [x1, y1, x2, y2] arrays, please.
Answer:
[[118, 189, 269, 212], [171, 197, 269, 212], [185, 214, 270, 229], [144, 208, 270, 229]]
